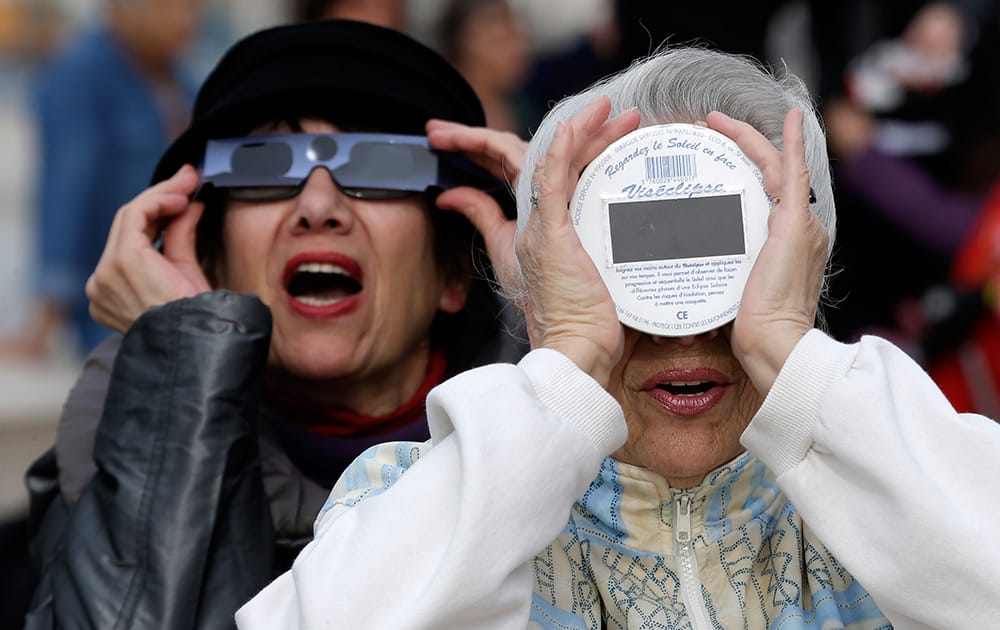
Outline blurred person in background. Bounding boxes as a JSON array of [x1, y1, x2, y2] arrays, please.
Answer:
[[822, 0, 1000, 356], [0, 1, 198, 625], [522, 0, 858, 135], [437, 0, 536, 136], [927, 179, 1000, 417], [22, 18, 523, 629], [294, 0, 406, 30], [0, 0, 200, 359]]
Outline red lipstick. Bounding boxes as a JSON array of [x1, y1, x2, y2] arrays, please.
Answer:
[[640, 368, 730, 416]]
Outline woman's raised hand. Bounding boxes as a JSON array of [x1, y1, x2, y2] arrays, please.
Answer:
[[516, 97, 640, 385], [86, 164, 211, 332], [706, 109, 829, 394]]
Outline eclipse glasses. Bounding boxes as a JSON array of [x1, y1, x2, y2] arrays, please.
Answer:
[[198, 132, 501, 201]]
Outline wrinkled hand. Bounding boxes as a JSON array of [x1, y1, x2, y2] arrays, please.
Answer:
[[86, 164, 211, 332], [706, 109, 829, 394], [426, 119, 525, 292], [517, 97, 640, 386]]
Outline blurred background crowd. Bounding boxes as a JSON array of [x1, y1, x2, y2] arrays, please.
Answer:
[[2, 0, 1000, 622]]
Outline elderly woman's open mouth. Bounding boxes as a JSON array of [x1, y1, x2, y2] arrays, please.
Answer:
[[642, 368, 729, 416]]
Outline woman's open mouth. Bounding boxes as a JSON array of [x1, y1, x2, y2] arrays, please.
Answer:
[[287, 262, 361, 306], [657, 380, 715, 396], [642, 370, 729, 416], [283, 253, 364, 318]]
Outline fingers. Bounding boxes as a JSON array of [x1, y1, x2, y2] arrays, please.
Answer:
[[533, 121, 575, 228], [435, 186, 518, 291], [115, 165, 202, 243], [87, 165, 210, 332], [102, 165, 201, 282], [160, 198, 206, 263], [529, 97, 642, 225], [705, 111, 783, 196], [772, 107, 829, 262], [778, 108, 810, 214], [101, 164, 200, 278], [566, 97, 642, 177], [426, 120, 526, 184], [436, 187, 510, 246]]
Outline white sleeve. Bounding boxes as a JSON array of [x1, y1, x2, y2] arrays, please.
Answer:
[[741, 329, 1000, 630], [235, 349, 627, 630]]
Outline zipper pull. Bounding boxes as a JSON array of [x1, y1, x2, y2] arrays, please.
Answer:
[[674, 493, 692, 543]]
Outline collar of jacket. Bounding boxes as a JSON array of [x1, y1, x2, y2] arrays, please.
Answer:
[[571, 453, 786, 554]]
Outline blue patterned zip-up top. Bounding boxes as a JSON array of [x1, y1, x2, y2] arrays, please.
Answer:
[[529, 453, 892, 629]]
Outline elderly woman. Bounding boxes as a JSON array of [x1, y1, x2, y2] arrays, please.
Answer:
[[238, 47, 1000, 629], [23, 19, 525, 629]]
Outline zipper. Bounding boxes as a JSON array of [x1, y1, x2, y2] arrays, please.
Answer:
[[674, 492, 713, 629]]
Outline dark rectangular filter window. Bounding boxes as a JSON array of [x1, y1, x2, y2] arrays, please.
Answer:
[[608, 194, 745, 264]]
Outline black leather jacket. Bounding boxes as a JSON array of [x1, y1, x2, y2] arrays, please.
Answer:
[[25, 293, 282, 629], [23, 290, 526, 629]]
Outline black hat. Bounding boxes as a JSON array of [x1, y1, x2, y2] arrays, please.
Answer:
[[152, 19, 487, 183]]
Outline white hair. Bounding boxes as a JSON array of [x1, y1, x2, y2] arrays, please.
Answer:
[[515, 46, 835, 298]]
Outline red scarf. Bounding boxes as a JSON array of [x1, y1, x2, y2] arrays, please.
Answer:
[[264, 352, 447, 438]]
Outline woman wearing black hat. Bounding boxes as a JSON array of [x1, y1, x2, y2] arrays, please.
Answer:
[[22, 19, 527, 629]]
